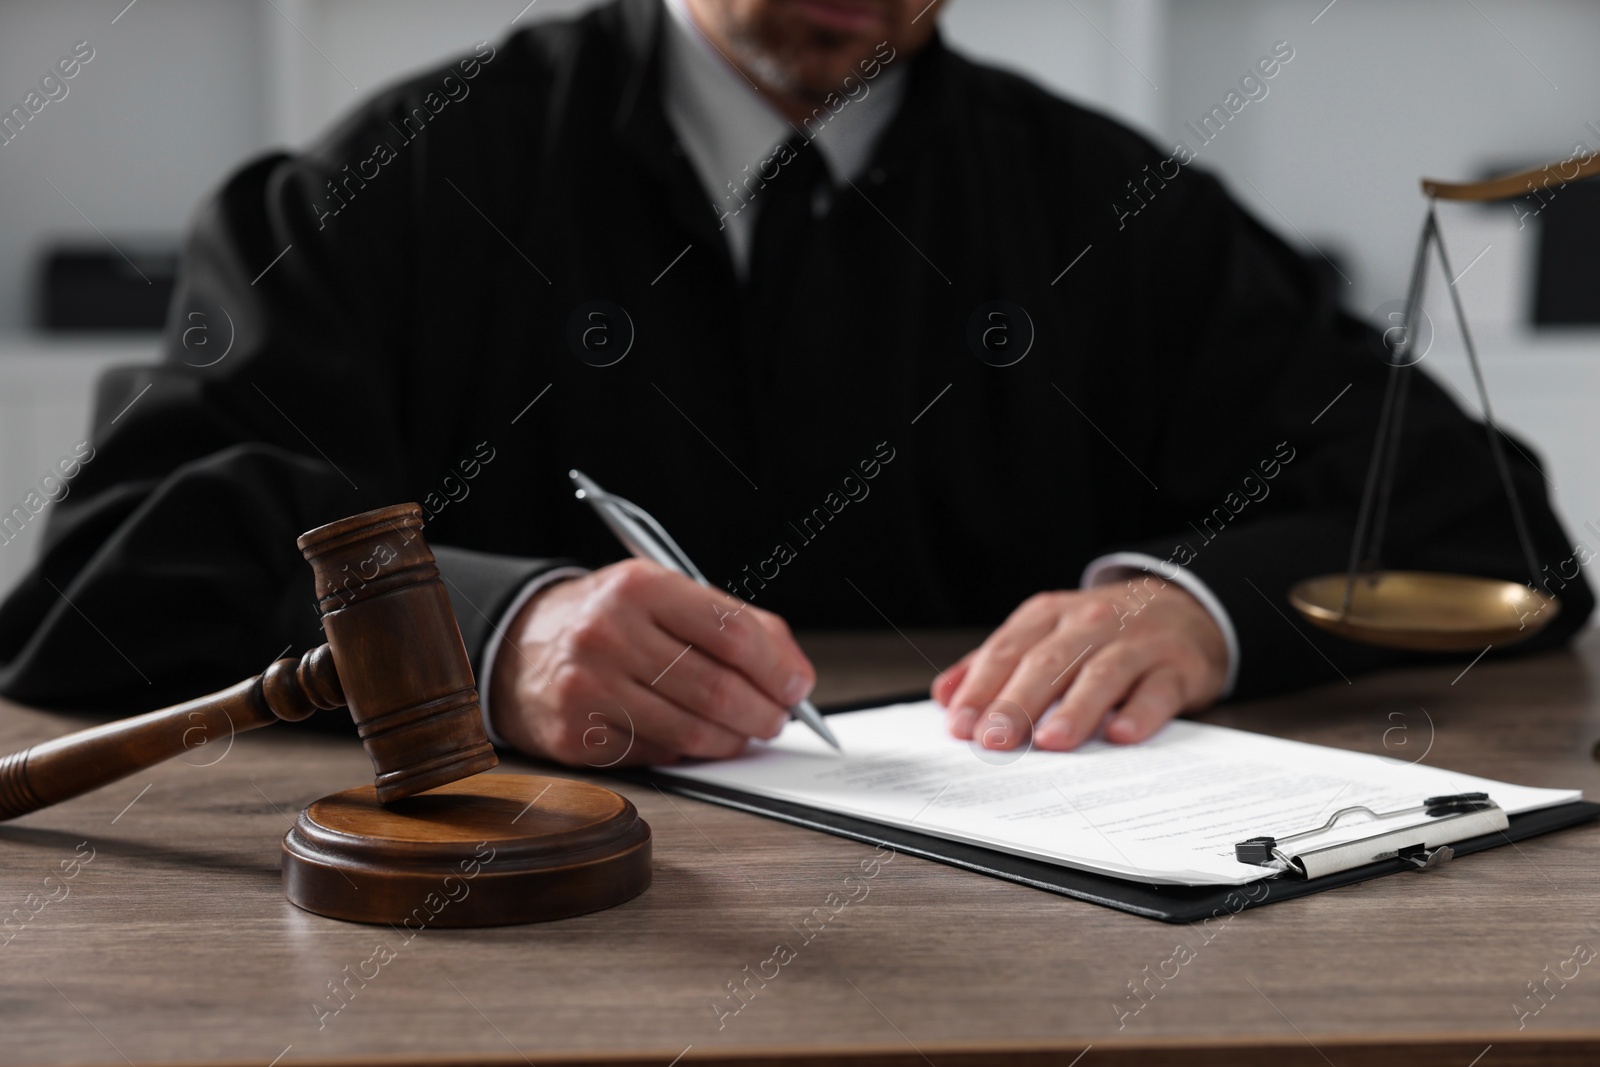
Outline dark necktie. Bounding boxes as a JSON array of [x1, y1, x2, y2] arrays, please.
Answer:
[[739, 135, 830, 478], [747, 135, 830, 325]]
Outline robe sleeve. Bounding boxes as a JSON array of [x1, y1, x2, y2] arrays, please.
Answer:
[[0, 102, 565, 715]]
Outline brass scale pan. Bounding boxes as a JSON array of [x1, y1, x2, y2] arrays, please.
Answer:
[[1288, 160, 1596, 650]]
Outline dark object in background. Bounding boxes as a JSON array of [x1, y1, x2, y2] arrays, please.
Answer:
[[37, 244, 178, 331], [1533, 178, 1600, 326]]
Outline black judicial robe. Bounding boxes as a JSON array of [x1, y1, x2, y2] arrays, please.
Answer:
[[0, 0, 1589, 716]]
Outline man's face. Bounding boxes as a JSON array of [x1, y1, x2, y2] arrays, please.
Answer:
[[688, 0, 945, 101]]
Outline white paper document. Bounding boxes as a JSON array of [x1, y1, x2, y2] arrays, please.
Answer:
[[655, 701, 1582, 886]]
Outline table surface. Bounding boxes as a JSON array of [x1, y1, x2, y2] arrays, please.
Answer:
[[3, 628, 1600, 1067]]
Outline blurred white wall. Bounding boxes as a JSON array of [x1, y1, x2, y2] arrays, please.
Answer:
[[1161, 0, 1600, 320], [0, 0, 268, 331]]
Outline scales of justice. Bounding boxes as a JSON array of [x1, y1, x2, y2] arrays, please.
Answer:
[[1289, 153, 1600, 651], [0, 157, 1592, 926]]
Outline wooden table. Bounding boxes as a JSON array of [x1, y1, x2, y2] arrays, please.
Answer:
[[3, 629, 1599, 1067]]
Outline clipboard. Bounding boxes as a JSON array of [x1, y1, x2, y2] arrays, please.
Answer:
[[633, 696, 1600, 924]]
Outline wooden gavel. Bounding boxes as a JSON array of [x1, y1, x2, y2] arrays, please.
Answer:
[[0, 503, 498, 821]]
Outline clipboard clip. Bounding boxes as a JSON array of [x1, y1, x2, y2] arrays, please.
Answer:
[[1234, 792, 1509, 880]]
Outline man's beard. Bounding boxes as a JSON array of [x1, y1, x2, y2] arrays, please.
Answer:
[[725, 23, 847, 104]]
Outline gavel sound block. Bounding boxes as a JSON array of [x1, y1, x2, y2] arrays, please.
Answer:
[[0, 503, 650, 926]]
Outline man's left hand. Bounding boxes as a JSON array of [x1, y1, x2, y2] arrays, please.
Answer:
[[931, 580, 1228, 751]]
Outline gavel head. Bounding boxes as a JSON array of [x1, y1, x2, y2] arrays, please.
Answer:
[[296, 503, 498, 803]]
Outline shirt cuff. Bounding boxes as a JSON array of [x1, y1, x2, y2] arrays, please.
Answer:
[[1080, 551, 1240, 700], [476, 566, 590, 746]]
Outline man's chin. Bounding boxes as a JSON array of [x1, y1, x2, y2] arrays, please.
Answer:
[[780, 36, 889, 94], [791, 62, 873, 98]]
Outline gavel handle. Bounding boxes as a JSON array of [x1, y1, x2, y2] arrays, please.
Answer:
[[0, 646, 344, 822]]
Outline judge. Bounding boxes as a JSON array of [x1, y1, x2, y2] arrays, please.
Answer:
[[0, 0, 1588, 765]]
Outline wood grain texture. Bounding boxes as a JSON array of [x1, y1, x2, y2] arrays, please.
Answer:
[[1, 628, 1598, 1067], [0, 653, 331, 823], [1421, 152, 1600, 201], [282, 774, 651, 926], [296, 504, 499, 802], [0, 503, 502, 823]]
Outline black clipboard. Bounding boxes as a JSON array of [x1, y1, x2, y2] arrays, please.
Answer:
[[631, 695, 1600, 923]]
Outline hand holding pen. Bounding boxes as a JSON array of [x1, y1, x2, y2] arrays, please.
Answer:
[[481, 473, 835, 766], [570, 470, 841, 751]]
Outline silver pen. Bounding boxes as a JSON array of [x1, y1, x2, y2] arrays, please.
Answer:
[[569, 469, 842, 751]]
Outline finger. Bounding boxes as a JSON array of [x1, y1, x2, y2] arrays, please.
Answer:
[[932, 653, 973, 707], [946, 598, 1069, 729], [1034, 643, 1155, 751], [613, 681, 750, 761], [634, 622, 790, 740], [744, 605, 822, 704], [979, 629, 1101, 746], [939, 658, 978, 739], [1105, 667, 1185, 744], [531, 652, 750, 764], [645, 572, 815, 707], [564, 711, 680, 769], [745, 601, 804, 650]]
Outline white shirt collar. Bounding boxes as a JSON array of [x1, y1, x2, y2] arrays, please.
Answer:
[[660, 0, 908, 275]]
